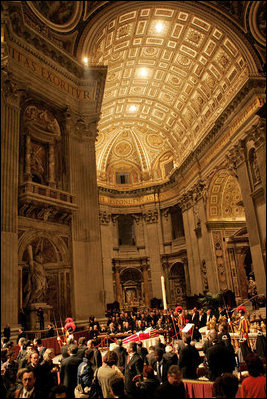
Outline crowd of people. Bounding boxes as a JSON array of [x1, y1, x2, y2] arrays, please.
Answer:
[[1, 304, 266, 398]]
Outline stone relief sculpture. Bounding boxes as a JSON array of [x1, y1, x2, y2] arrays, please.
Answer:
[[249, 149, 261, 186], [23, 241, 47, 306]]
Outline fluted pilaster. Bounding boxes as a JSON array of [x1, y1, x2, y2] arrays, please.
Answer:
[[1, 78, 22, 327]]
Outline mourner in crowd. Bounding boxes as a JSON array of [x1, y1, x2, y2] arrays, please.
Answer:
[[1, 303, 266, 398]]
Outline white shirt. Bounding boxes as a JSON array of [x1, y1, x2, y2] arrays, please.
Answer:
[[21, 387, 34, 398]]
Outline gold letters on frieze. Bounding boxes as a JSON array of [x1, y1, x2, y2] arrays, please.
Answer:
[[8, 45, 96, 101]]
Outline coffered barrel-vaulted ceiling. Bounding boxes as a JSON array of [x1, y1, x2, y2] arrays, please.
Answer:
[[77, 1, 260, 190]]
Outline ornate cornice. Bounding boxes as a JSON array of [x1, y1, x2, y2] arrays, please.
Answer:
[[226, 140, 246, 170], [143, 210, 158, 224]]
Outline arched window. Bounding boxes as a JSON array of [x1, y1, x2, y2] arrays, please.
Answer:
[[170, 206, 184, 239], [118, 215, 136, 246]]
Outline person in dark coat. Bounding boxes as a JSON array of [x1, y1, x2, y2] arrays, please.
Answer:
[[3, 324, 11, 341], [47, 324, 55, 338], [137, 341, 148, 364], [153, 348, 169, 385], [87, 339, 102, 371], [163, 345, 178, 369], [12, 368, 46, 399], [110, 377, 130, 399], [178, 336, 201, 379], [135, 365, 159, 398], [154, 365, 186, 399], [39, 348, 58, 395], [16, 328, 26, 344], [76, 336, 87, 361], [198, 308, 207, 328], [60, 344, 82, 397], [124, 342, 143, 397], [206, 330, 235, 381], [146, 346, 156, 366], [113, 339, 127, 373]]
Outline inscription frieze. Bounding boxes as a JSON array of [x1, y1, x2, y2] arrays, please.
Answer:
[[8, 45, 96, 101]]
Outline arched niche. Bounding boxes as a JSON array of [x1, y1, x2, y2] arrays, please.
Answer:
[[18, 230, 71, 320], [168, 262, 186, 305], [120, 267, 143, 307], [207, 169, 245, 221]]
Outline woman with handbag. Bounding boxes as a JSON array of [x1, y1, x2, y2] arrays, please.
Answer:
[[97, 351, 124, 398]]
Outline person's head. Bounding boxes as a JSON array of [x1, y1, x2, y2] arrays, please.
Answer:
[[87, 339, 93, 348], [30, 350, 39, 366], [199, 308, 204, 315], [78, 336, 86, 346], [110, 377, 125, 398], [43, 348, 55, 362], [6, 341, 14, 349], [155, 348, 164, 362], [167, 365, 182, 386], [66, 335, 75, 345], [165, 345, 173, 353], [18, 337, 26, 348], [127, 342, 137, 354], [245, 353, 265, 377], [7, 350, 16, 362], [49, 384, 68, 399], [207, 308, 212, 315], [21, 369, 36, 392], [209, 329, 218, 343], [183, 334, 191, 345], [84, 348, 94, 362], [148, 345, 155, 353], [16, 367, 28, 383], [213, 373, 239, 398], [34, 338, 42, 347], [137, 341, 143, 348], [68, 344, 78, 355], [103, 350, 118, 366], [143, 365, 155, 379]]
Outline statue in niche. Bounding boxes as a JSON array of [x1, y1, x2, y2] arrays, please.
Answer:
[[23, 241, 47, 306]]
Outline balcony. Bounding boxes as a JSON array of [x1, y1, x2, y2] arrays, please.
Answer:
[[18, 181, 77, 223]]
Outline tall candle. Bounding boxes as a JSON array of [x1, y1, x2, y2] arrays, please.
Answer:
[[161, 275, 167, 310]]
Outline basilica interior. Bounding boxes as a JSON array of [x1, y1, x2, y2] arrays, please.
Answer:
[[1, 1, 266, 332]]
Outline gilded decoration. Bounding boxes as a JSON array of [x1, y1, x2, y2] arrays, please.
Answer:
[[78, 2, 260, 189], [207, 170, 245, 221]]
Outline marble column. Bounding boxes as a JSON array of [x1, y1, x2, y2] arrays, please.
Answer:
[[227, 140, 266, 295], [66, 111, 105, 318], [181, 199, 202, 295], [1, 79, 22, 328], [143, 209, 162, 299], [99, 211, 114, 305], [197, 197, 218, 293]]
